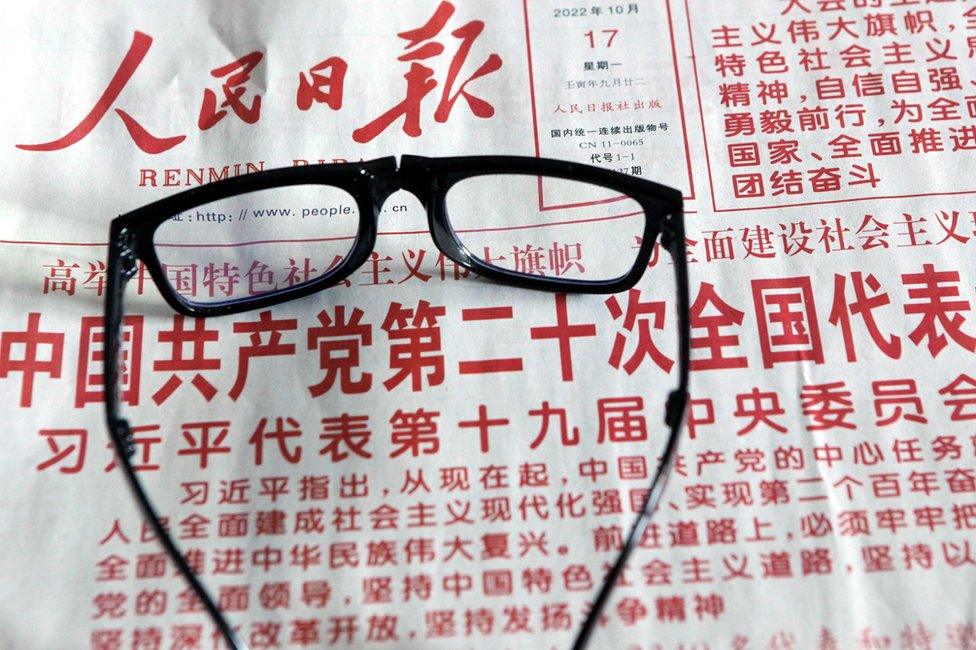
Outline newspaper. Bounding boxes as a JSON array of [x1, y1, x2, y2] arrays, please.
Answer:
[[1, 1, 975, 648]]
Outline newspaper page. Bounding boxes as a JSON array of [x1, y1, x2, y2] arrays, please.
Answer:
[[1, 1, 975, 648]]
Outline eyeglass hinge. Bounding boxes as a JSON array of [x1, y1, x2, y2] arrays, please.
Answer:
[[115, 228, 138, 278], [113, 418, 136, 458], [665, 389, 688, 430], [660, 229, 673, 250], [658, 208, 682, 250]]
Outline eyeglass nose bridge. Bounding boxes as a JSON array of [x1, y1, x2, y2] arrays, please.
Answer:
[[357, 156, 399, 206], [360, 154, 436, 211], [367, 154, 472, 269]]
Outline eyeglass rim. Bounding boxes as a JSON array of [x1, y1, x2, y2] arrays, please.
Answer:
[[108, 154, 683, 317]]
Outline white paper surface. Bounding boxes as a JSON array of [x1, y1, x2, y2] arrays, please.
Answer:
[[1, 1, 975, 648]]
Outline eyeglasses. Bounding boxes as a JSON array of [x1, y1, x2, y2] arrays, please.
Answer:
[[103, 154, 690, 650]]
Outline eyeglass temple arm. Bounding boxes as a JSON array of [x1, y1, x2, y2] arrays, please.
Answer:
[[103, 227, 250, 650], [572, 206, 690, 650]]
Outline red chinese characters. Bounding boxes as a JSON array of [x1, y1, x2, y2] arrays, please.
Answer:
[[19, 3, 503, 154], [36, 428, 87, 474], [351, 2, 503, 143], [76, 316, 143, 409], [699, 2, 976, 209], [382, 301, 446, 392], [457, 306, 524, 375], [297, 57, 348, 111], [689, 283, 747, 371], [16, 32, 185, 154], [198, 52, 264, 130], [151, 316, 221, 405], [307, 306, 373, 396], [829, 272, 900, 362], [531, 294, 597, 382], [0, 312, 64, 407], [230, 310, 298, 401], [606, 289, 674, 374], [902, 263, 976, 356], [751, 277, 824, 368]]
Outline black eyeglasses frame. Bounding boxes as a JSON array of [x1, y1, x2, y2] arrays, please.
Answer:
[[102, 153, 690, 650]]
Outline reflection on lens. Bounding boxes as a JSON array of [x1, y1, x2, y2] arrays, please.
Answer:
[[153, 185, 360, 305], [445, 175, 644, 282]]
